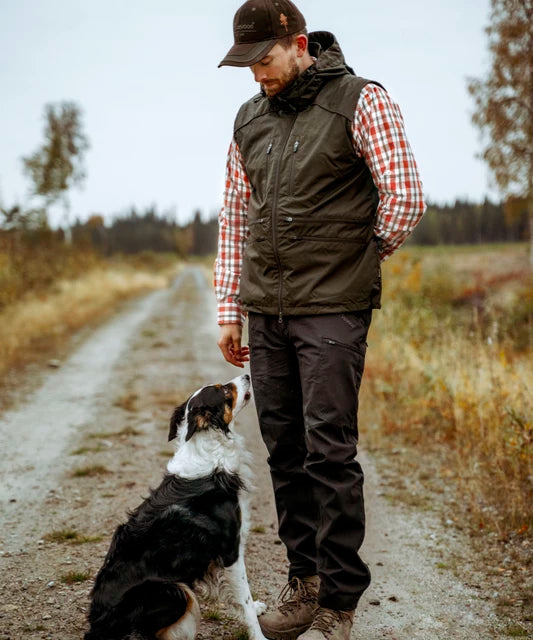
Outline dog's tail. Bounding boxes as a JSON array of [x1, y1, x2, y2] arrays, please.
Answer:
[[85, 580, 200, 640]]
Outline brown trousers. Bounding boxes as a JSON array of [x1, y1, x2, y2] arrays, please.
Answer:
[[248, 311, 372, 611]]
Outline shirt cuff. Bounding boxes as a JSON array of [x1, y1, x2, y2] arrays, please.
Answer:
[[217, 301, 247, 326]]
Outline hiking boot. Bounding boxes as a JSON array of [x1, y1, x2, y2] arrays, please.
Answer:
[[259, 575, 320, 640], [297, 607, 354, 640]]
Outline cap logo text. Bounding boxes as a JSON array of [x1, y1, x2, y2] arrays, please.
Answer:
[[236, 22, 256, 30], [280, 13, 288, 31]]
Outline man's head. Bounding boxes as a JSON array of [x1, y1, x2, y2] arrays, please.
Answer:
[[219, 0, 312, 96]]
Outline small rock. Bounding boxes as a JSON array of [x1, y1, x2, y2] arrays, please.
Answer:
[[42, 613, 52, 620], [388, 595, 399, 602], [48, 359, 61, 368], [46, 581, 55, 588], [369, 599, 381, 606]]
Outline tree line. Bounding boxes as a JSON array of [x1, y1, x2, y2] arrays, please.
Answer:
[[409, 198, 529, 246], [70, 208, 218, 258], [65, 198, 532, 256], [1, 198, 528, 260]]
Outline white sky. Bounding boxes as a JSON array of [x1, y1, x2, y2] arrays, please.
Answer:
[[0, 0, 494, 227]]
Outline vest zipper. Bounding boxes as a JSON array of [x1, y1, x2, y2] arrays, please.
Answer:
[[272, 115, 297, 323]]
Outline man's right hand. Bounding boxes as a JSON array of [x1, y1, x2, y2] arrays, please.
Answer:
[[217, 324, 250, 368]]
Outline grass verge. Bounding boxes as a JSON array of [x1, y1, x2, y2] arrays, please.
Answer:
[[360, 244, 532, 538], [0, 254, 181, 381]]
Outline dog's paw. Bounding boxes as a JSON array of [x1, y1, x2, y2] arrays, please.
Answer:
[[253, 600, 267, 616]]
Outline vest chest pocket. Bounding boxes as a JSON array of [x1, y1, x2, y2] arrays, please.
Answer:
[[288, 138, 301, 197]]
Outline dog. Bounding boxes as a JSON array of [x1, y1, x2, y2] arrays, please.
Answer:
[[84, 374, 267, 640]]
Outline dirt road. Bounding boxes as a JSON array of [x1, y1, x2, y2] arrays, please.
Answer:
[[0, 266, 508, 639]]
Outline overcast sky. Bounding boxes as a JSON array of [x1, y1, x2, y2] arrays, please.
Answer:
[[0, 0, 494, 227]]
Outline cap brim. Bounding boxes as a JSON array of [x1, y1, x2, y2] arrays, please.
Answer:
[[218, 39, 277, 68]]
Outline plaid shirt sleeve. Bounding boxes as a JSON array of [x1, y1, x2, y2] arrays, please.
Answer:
[[352, 84, 426, 261], [214, 138, 250, 326]]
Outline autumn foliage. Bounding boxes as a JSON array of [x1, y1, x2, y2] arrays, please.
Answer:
[[360, 245, 532, 538]]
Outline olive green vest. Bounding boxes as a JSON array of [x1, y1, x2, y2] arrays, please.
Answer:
[[235, 33, 382, 317]]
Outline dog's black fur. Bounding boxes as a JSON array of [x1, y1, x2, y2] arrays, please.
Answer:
[[84, 379, 252, 640], [85, 471, 245, 639]]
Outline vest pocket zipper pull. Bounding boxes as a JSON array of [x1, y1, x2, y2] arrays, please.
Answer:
[[267, 142, 273, 154], [293, 140, 299, 152]]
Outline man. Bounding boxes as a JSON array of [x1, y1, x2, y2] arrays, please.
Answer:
[[215, 1, 425, 639]]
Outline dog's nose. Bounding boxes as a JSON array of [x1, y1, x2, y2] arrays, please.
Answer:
[[243, 374, 250, 382]]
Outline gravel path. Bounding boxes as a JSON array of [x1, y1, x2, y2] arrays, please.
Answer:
[[0, 266, 507, 639]]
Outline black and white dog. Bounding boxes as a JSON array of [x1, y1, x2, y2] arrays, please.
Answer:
[[85, 374, 267, 640]]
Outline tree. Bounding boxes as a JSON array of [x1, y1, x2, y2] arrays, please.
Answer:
[[0, 204, 47, 231], [467, 0, 533, 264], [22, 102, 89, 228]]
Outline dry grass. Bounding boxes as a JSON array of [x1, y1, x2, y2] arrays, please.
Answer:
[[360, 244, 532, 538], [0, 259, 180, 378]]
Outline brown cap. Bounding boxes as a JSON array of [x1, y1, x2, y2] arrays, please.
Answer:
[[219, 0, 306, 68]]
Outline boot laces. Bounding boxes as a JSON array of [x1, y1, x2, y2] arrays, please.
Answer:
[[277, 577, 318, 615], [310, 608, 351, 635]]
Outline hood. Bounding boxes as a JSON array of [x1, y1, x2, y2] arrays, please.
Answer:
[[268, 31, 355, 112]]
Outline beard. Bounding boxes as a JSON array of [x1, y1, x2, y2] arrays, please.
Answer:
[[261, 57, 300, 97]]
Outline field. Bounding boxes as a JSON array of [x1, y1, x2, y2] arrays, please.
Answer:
[[0, 230, 180, 383], [360, 244, 532, 539]]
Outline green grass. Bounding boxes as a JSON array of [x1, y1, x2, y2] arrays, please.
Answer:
[[43, 529, 79, 543], [60, 570, 92, 584], [70, 444, 106, 455], [43, 529, 103, 545], [204, 609, 223, 621], [505, 625, 528, 637], [88, 426, 142, 439], [70, 464, 110, 478]]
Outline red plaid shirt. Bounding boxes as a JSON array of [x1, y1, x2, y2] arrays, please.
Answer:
[[215, 84, 425, 325]]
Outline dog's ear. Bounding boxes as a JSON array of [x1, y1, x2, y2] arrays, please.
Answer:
[[185, 410, 210, 442], [168, 402, 187, 441]]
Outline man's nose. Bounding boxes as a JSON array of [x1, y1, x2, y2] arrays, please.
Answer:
[[252, 66, 267, 84]]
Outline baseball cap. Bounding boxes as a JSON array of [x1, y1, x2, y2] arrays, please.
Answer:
[[218, 0, 306, 68]]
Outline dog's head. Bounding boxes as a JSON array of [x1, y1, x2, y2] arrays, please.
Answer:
[[168, 374, 251, 442]]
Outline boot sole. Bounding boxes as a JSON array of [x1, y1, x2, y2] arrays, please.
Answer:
[[259, 622, 312, 640]]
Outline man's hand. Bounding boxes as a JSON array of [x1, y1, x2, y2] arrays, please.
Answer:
[[217, 324, 250, 368]]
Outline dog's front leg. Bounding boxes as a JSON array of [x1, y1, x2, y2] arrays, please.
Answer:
[[225, 553, 267, 640]]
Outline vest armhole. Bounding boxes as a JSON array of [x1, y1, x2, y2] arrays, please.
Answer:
[[313, 76, 384, 120]]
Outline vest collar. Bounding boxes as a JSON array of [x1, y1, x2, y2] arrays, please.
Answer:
[[267, 31, 355, 113]]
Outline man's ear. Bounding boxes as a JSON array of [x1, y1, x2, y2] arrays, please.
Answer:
[[295, 33, 308, 56], [168, 402, 187, 441]]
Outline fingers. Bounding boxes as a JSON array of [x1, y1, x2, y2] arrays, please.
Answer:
[[217, 324, 249, 368]]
